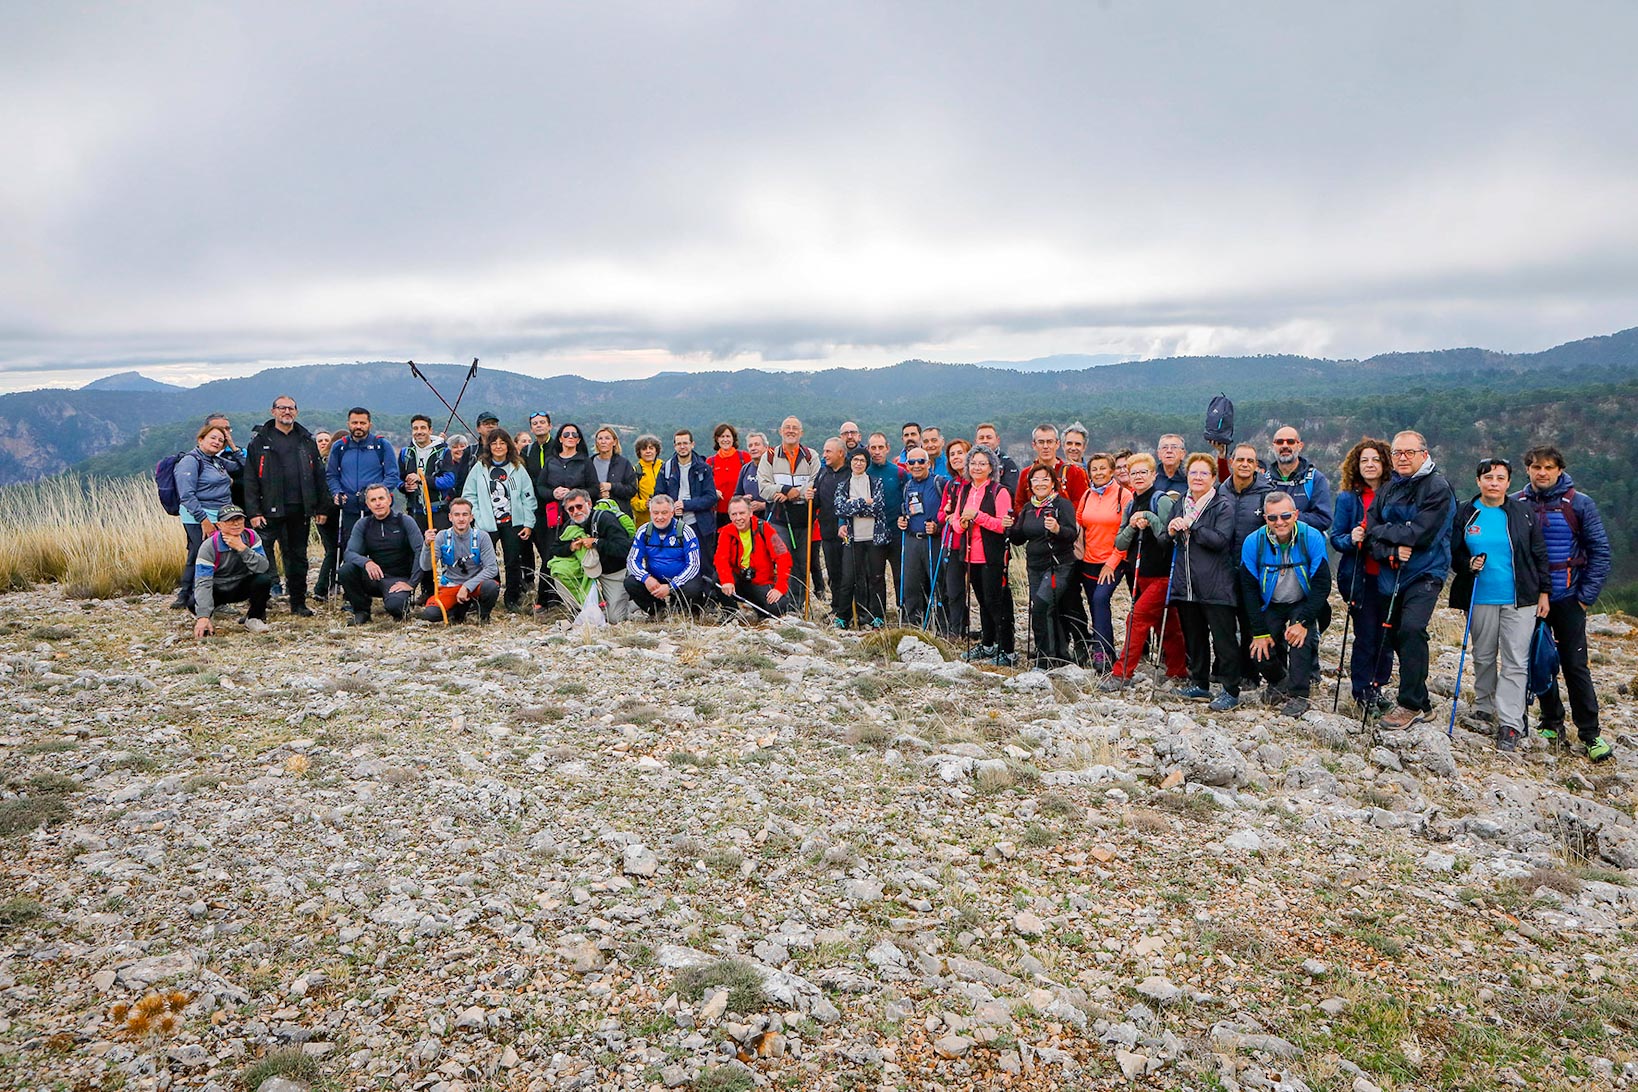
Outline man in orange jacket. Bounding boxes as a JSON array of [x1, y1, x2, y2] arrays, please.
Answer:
[[714, 496, 793, 617]]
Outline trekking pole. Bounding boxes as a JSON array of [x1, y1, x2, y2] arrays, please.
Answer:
[[923, 530, 947, 631], [1362, 562, 1403, 735], [732, 590, 779, 620], [441, 358, 479, 439], [419, 475, 448, 624], [1331, 554, 1364, 712], [407, 360, 476, 440], [1446, 558, 1482, 738]]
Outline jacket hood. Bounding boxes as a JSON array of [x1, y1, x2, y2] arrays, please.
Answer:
[[1270, 455, 1313, 482]]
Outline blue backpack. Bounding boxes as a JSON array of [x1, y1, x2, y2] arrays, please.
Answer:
[[154, 451, 199, 516], [1527, 621, 1560, 701]]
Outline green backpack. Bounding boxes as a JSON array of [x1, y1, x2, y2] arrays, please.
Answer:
[[594, 498, 638, 537]]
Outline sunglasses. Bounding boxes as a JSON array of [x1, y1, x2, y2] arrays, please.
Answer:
[[559, 431, 580, 439], [906, 458, 927, 465], [1265, 512, 1297, 523], [1273, 439, 1298, 446], [566, 504, 589, 512]]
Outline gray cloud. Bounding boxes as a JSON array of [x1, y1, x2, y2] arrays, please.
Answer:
[[2, 1, 1636, 391]]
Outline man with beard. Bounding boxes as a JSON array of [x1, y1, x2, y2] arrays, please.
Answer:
[[1267, 426, 1334, 532], [326, 407, 400, 549]]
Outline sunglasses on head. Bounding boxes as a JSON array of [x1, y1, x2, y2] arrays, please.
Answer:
[[1476, 457, 1511, 475]]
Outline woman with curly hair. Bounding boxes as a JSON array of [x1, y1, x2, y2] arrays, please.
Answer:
[[1330, 437, 1395, 711]]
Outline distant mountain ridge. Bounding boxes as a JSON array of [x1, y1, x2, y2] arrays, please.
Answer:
[[1, 326, 1636, 488]]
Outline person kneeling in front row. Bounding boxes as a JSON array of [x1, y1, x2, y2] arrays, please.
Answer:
[[192, 504, 274, 639], [340, 483, 427, 624], [1239, 492, 1332, 717], [714, 495, 794, 618], [623, 494, 712, 617], [420, 497, 501, 624]]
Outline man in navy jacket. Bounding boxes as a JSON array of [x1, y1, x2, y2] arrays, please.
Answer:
[[654, 429, 719, 541], [327, 407, 400, 547]]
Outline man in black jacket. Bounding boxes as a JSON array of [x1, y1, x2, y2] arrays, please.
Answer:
[[243, 395, 328, 616], [339, 484, 426, 624], [810, 437, 849, 615]]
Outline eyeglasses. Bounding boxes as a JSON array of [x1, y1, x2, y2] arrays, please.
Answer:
[[1265, 512, 1297, 523], [1391, 448, 1425, 458], [1476, 457, 1512, 475], [273, 404, 296, 411]]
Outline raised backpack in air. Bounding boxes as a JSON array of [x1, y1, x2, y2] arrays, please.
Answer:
[[1203, 393, 1235, 445]]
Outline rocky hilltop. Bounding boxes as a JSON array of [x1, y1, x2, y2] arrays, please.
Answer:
[[2, 591, 1636, 1091]]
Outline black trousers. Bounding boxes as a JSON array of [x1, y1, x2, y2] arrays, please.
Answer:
[[207, 572, 273, 620], [723, 574, 794, 618], [419, 579, 500, 622], [625, 573, 713, 617], [772, 506, 823, 599], [260, 511, 312, 609], [940, 553, 970, 639], [339, 561, 416, 619], [1256, 599, 1328, 697], [901, 534, 938, 630], [1537, 598, 1600, 742], [1024, 560, 1078, 662], [178, 522, 205, 604], [820, 537, 845, 614], [836, 541, 887, 626], [973, 557, 1015, 653], [1388, 575, 1441, 712], [1179, 601, 1242, 696], [313, 516, 339, 598], [486, 524, 524, 607]]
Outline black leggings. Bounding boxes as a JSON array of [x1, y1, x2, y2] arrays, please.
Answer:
[[488, 524, 524, 606], [973, 557, 1015, 653], [1026, 560, 1078, 662], [838, 541, 887, 626]]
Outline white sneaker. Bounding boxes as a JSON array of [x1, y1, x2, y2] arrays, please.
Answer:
[[240, 617, 270, 633]]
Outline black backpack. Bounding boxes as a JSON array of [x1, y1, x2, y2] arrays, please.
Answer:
[[1203, 393, 1235, 445]]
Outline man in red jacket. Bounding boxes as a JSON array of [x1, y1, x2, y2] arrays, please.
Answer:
[[714, 496, 793, 617], [1014, 424, 1089, 508]]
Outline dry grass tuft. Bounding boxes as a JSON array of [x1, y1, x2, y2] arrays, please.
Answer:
[[0, 475, 185, 598]]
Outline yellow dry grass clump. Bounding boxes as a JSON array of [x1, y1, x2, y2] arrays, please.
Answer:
[[0, 475, 184, 599]]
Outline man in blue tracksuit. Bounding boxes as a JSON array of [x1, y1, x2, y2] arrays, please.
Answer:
[[1239, 492, 1332, 718], [326, 407, 401, 548], [1366, 430, 1455, 728], [897, 447, 945, 630], [623, 495, 710, 615], [1516, 445, 1615, 761]]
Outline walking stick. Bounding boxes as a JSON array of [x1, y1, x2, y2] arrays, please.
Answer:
[[923, 529, 947, 631], [419, 474, 448, 624], [1331, 551, 1364, 711], [1447, 555, 1483, 738], [407, 360, 476, 440], [1362, 562, 1404, 735], [442, 358, 479, 439]]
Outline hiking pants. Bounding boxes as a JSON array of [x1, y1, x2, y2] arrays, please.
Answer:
[[260, 510, 312, 610], [420, 580, 500, 622], [339, 562, 416, 619], [901, 534, 937, 630], [1080, 560, 1119, 666], [1347, 578, 1393, 703], [1468, 603, 1533, 732], [1388, 575, 1441, 712], [1026, 560, 1078, 663], [939, 553, 969, 640], [206, 572, 273, 620], [313, 516, 339, 599], [972, 556, 1015, 654], [484, 524, 523, 607], [1179, 601, 1241, 696], [1256, 599, 1328, 697], [723, 573, 793, 618], [1113, 575, 1185, 680], [625, 573, 712, 618], [772, 507, 823, 601], [1537, 598, 1600, 742], [838, 541, 887, 626], [820, 537, 846, 615]]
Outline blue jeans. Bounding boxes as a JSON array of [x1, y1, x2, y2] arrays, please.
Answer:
[[1080, 561, 1119, 664]]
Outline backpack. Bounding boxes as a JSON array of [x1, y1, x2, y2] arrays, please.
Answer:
[[1527, 620, 1560, 700], [1203, 393, 1235, 445], [593, 498, 637, 537], [155, 451, 198, 516], [1526, 487, 1585, 571]]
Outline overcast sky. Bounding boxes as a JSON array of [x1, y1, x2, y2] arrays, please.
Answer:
[[3, 1, 1636, 392]]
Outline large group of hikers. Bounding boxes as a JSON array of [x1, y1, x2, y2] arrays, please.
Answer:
[[160, 394, 1615, 764]]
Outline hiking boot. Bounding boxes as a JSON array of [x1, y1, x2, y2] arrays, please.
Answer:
[[169, 594, 191, 610], [1178, 685, 1212, 702], [833, 618, 848, 631], [1098, 676, 1128, 692], [290, 605, 315, 618], [961, 644, 996, 662], [270, 581, 284, 597], [870, 617, 885, 630], [477, 609, 492, 625], [1587, 735, 1615, 763], [1376, 694, 1395, 714], [991, 651, 1017, 667], [1259, 685, 1288, 707], [1379, 705, 1426, 730], [1537, 721, 1563, 743], [1496, 725, 1522, 752], [239, 617, 270, 633], [347, 611, 371, 626], [1208, 692, 1239, 712], [1279, 696, 1310, 718]]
